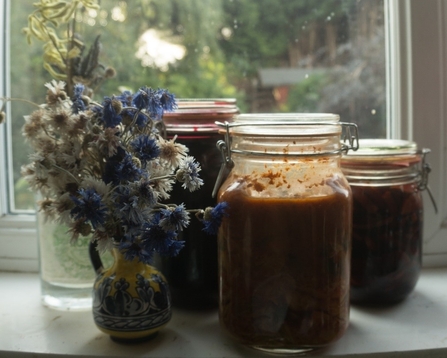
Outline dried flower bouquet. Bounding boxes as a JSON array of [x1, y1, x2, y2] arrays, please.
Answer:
[[5, 81, 227, 264]]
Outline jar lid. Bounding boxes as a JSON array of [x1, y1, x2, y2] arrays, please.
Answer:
[[163, 98, 238, 133], [172, 98, 237, 109], [340, 138, 436, 211], [343, 139, 417, 156], [341, 139, 430, 167], [224, 113, 341, 137], [341, 138, 421, 164]]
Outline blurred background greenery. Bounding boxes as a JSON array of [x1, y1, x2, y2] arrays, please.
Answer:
[[8, 0, 386, 210]]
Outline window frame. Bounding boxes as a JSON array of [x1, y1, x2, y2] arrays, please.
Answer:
[[0, 0, 6, 217], [0, 0, 38, 272], [383, 0, 447, 267], [0, 0, 446, 271], [406, 0, 447, 267]]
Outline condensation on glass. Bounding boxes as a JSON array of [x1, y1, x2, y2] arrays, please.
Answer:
[[215, 113, 358, 353]]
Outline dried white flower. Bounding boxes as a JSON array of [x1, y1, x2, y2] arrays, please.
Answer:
[[158, 135, 188, 168]]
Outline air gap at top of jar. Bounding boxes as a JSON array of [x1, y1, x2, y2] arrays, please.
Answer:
[[214, 113, 358, 354], [157, 98, 238, 309], [341, 139, 433, 305]]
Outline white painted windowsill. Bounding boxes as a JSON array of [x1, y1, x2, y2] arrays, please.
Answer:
[[0, 269, 447, 358]]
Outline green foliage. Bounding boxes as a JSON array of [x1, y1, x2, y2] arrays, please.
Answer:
[[8, 0, 386, 210], [22, 0, 115, 96], [285, 73, 328, 112], [219, 0, 346, 75]]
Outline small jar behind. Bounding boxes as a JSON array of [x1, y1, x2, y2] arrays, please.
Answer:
[[215, 114, 358, 354], [158, 99, 237, 309], [341, 139, 432, 304]]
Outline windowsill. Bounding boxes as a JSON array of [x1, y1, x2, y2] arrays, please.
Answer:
[[1, 269, 447, 358]]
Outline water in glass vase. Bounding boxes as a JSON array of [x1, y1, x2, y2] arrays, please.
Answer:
[[37, 211, 111, 310]]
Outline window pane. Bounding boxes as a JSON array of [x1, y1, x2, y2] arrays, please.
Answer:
[[8, 0, 386, 211]]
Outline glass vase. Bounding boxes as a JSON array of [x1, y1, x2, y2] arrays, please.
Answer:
[[37, 210, 111, 311]]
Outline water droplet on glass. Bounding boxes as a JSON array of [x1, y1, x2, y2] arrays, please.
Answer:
[[371, 109, 376, 115]]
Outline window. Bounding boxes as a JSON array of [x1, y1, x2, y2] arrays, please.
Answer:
[[0, 0, 446, 271], [407, 0, 447, 266]]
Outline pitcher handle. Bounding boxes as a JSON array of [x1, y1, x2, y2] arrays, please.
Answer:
[[89, 240, 104, 275]]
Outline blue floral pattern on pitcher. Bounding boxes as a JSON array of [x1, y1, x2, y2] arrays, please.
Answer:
[[93, 272, 171, 332]]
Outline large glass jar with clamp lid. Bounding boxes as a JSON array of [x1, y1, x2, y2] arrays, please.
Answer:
[[341, 139, 433, 304], [214, 114, 358, 354]]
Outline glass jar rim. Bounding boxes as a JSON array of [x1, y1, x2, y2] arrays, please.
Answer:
[[223, 113, 341, 137], [163, 98, 238, 132], [341, 139, 425, 165], [342, 139, 417, 157], [175, 98, 237, 107], [236, 113, 339, 122], [167, 98, 238, 114]]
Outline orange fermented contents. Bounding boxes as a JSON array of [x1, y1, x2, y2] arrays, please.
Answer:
[[218, 178, 351, 349]]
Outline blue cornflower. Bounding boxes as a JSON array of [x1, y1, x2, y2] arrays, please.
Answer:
[[162, 239, 184, 257], [117, 154, 144, 182], [159, 204, 190, 232], [158, 88, 177, 113], [115, 90, 133, 106], [101, 97, 122, 128], [176, 156, 204, 192], [90, 104, 103, 116], [113, 186, 148, 227], [116, 90, 149, 128], [103, 151, 144, 185], [202, 202, 229, 235], [134, 112, 149, 128], [140, 214, 184, 257], [73, 83, 84, 97], [71, 83, 86, 113], [118, 240, 153, 264], [131, 179, 157, 208], [70, 188, 108, 230], [132, 87, 177, 120], [132, 86, 158, 113], [131, 135, 160, 164]]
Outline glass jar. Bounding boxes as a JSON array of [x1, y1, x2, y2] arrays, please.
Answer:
[[215, 114, 358, 354], [341, 139, 432, 304], [157, 98, 238, 309]]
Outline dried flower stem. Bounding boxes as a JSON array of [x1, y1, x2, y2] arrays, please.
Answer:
[[0, 97, 41, 109], [51, 164, 81, 184]]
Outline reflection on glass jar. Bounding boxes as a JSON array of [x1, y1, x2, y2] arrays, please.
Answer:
[[215, 114, 358, 353], [157, 99, 237, 309], [341, 139, 432, 304]]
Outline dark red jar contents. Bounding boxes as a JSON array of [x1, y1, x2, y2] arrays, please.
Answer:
[[158, 133, 221, 308], [218, 181, 351, 348], [350, 183, 423, 304]]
